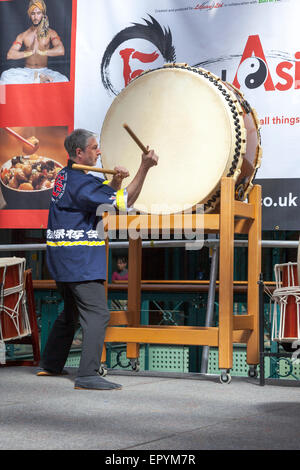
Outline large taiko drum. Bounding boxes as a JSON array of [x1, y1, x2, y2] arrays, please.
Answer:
[[100, 63, 262, 214], [0, 257, 31, 341]]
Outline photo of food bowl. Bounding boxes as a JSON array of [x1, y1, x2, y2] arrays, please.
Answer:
[[0, 126, 68, 211], [0, 155, 63, 209]]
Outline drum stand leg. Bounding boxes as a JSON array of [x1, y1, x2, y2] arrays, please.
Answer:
[[246, 185, 261, 368], [126, 237, 142, 370], [218, 178, 261, 380], [218, 178, 235, 373], [200, 242, 219, 373], [259, 274, 265, 386], [101, 238, 109, 370], [25, 269, 40, 365]]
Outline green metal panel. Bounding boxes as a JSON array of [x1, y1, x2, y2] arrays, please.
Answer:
[[149, 345, 189, 372]]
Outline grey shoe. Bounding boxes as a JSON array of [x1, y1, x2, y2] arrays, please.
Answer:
[[74, 375, 122, 390]]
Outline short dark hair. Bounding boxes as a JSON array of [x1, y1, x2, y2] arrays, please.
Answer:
[[64, 128, 97, 159]]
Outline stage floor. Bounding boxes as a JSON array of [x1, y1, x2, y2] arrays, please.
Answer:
[[1, 366, 300, 451]]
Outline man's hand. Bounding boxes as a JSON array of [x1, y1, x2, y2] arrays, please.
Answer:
[[37, 49, 48, 56], [109, 166, 130, 190], [141, 147, 159, 169], [30, 34, 39, 55]]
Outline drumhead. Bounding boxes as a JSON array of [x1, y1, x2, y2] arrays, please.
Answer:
[[0, 257, 25, 267], [101, 65, 241, 214]]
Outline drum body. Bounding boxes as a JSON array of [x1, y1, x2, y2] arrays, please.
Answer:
[[0, 257, 30, 341], [272, 263, 300, 349], [100, 64, 262, 214]]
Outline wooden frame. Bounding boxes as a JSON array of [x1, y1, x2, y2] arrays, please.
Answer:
[[102, 177, 262, 374]]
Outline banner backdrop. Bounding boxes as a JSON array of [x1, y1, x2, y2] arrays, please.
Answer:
[[1, 0, 300, 229]]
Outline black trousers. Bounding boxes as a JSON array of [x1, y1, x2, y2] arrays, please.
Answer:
[[40, 280, 110, 377]]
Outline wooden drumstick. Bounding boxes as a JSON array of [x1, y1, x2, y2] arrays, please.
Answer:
[[123, 123, 149, 154], [72, 163, 117, 175]]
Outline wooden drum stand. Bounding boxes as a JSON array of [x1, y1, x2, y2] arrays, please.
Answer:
[[102, 177, 261, 383]]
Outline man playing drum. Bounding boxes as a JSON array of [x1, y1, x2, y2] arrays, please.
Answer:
[[37, 128, 158, 390], [1, 0, 68, 84]]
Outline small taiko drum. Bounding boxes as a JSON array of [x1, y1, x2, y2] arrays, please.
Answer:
[[0, 257, 31, 341], [100, 63, 262, 214], [282, 264, 299, 339], [272, 263, 300, 350]]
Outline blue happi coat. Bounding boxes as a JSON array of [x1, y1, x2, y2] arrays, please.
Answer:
[[46, 160, 127, 282]]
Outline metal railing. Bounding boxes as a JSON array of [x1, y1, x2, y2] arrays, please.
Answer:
[[0, 239, 298, 252]]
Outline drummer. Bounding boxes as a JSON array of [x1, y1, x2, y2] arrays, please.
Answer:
[[37, 128, 158, 390]]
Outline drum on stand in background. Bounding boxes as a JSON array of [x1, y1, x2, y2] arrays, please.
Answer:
[[271, 262, 300, 351], [0, 257, 31, 341], [100, 63, 262, 214]]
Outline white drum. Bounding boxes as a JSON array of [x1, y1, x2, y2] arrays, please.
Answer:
[[271, 262, 300, 350], [100, 63, 262, 214]]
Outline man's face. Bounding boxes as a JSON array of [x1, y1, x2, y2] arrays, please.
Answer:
[[77, 137, 101, 166], [30, 7, 43, 26]]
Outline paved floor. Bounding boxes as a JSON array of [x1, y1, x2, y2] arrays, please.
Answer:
[[1, 366, 300, 451]]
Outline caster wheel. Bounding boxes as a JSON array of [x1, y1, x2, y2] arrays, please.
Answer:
[[130, 359, 140, 372], [220, 370, 232, 384], [98, 365, 108, 377], [248, 366, 258, 378]]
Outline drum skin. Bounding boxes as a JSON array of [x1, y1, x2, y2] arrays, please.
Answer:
[[100, 64, 262, 214]]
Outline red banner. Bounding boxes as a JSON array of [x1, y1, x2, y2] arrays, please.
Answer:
[[0, 0, 77, 228]]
